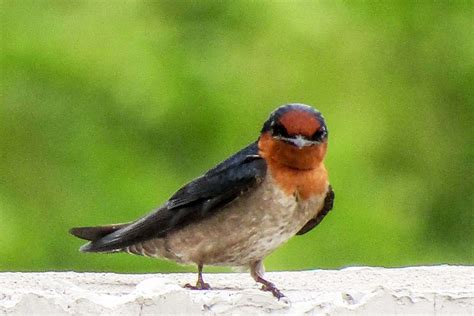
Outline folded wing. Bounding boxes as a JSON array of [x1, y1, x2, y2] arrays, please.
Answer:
[[296, 185, 334, 235], [71, 142, 266, 252]]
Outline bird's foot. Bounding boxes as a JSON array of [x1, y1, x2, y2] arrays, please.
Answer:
[[260, 282, 285, 299], [185, 264, 211, 290], [251, 261, 286, 300], [184, 280, 211, 290]]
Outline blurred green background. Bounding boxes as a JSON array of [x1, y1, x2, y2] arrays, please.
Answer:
[[1, 1, 473, 273]]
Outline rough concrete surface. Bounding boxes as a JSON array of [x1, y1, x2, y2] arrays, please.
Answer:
[[0, 266, 472, 315]]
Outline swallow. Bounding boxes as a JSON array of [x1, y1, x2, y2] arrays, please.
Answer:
[[70, 103, 334, 299]]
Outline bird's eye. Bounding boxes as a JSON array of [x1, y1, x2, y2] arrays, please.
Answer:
[[272, 123, 289, 138], [312, 127, 327, 141]]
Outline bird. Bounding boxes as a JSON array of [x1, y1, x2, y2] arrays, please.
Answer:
[[70, 103, 335, 299]]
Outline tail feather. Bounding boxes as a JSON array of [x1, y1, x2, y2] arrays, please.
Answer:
[[69, 223, 130, 252]]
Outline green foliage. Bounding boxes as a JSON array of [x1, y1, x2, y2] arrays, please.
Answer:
[[1, 1, 472, 272]]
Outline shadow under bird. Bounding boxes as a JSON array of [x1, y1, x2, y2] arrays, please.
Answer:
[[70, 103, 335, 299]]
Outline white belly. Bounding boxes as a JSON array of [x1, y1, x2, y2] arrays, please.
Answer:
[[156, 174, 327, 266]]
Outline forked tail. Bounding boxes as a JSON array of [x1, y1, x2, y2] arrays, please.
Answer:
[[69, 223, 129, 251]]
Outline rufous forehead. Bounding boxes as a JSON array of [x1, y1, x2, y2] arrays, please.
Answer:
[[278, 110, 320, 137]]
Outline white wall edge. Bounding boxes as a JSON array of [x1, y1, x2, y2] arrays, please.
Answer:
[[1, 265, 473, 315]]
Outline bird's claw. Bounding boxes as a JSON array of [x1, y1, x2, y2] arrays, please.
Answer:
[[184, 281, 211, 290], [261, 283, 285, 299]]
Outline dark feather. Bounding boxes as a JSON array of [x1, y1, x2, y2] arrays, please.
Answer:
[[296, 185, 334, 235], [76, 142, 267, 252], [69, 223, 129, 241]]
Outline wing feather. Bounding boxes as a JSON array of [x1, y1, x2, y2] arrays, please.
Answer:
[[78, 142, 266, 252], [296, 185, 334, 235]]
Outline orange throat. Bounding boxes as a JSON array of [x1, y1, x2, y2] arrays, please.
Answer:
[[258, 133, 329, 200]]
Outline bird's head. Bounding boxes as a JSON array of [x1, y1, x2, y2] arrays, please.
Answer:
[[258, 104, 328, 170]]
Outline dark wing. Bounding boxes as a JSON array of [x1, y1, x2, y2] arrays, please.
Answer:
[[296, 185, 334, 235], [75, 142, 266, 252]]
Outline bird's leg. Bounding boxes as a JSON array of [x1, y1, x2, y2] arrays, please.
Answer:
[[250, 260, 285, 299], [184, 263, 211, 290]]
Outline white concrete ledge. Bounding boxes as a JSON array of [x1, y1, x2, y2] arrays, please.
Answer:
[[0, 266, 472, 315]]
